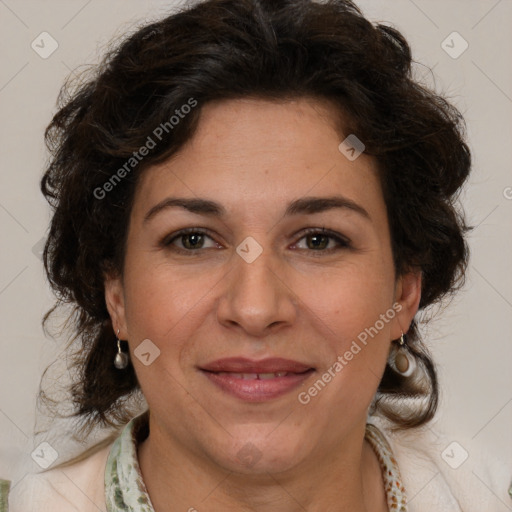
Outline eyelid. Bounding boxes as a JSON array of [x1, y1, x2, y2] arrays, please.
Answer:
[[160, 227, 219, 248], [291, 227, 351, 251], [297, 227, 351, 243]]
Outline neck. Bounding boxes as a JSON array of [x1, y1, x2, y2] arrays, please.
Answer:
[[137, 417, 388, 512]]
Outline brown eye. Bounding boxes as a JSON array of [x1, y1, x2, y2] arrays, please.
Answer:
[[294, 228, 350, 252], [162, 228, 219, 253], [305, 233, 330, 250], [180, 232, 205, 250]]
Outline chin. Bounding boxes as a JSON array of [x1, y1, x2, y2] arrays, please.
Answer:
[[214, 430, 309, 475], [227, 450, 303, 475]]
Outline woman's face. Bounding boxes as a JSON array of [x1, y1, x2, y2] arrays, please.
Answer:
[[106, 97, 421, 474]]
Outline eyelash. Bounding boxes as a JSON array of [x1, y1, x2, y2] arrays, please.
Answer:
[[161, 227, 351, 255]]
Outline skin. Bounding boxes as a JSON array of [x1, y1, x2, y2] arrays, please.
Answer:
[[105, 97, 421, 512]]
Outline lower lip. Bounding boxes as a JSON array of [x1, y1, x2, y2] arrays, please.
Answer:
[[201, 370, 315, 402]]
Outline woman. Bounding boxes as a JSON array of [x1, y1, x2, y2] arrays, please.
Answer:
[[5, 0, 510, 510]]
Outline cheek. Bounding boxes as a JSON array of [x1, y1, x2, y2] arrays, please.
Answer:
[[122, 256, 206, 339], [300, 264, 395, 397], [305, 261, 396, 334]]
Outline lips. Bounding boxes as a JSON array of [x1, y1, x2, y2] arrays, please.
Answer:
[[200, 357, 313, 374], [199, 357, 315, 402], [213, 371, 289, 379]]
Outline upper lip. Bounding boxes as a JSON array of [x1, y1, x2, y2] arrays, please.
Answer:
[[200, 357, 314, 373]]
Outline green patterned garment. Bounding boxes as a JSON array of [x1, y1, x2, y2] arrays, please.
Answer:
[[0, 479, 10, 512], [104, 410, 155, 512]]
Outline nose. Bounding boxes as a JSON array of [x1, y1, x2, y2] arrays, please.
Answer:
[[216, 241, 297, 337]]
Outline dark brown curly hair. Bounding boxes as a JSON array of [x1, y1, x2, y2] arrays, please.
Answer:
[[39, 0, 471, 441]]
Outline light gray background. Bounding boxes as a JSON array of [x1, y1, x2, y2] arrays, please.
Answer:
[[1, 0, 511, 499]]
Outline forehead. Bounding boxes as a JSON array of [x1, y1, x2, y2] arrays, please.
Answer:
[[132, 97, 383, 221]]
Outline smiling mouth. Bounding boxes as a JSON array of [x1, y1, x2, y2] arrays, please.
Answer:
[[211, 371, 294, 379], [200, 367, 315, 402]]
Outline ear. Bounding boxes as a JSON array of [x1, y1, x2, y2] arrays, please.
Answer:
[[390, 269, 422, 340], [104, 272, 128, 339]]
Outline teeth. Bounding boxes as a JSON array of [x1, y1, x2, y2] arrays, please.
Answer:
[[259, 372, 288, 379], [216, 372, 289, 379], [258, 373, 278, 380]]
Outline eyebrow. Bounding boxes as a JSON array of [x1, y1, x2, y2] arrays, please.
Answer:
[[143, 195, 370, 223]]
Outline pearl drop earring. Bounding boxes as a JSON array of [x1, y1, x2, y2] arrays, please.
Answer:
[[114, 329, 129, 370], [392, 332, 415, 377]]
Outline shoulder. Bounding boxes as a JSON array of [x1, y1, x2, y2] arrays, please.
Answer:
[[370, 416, 512, 512], [8, 442, 113, 512]]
